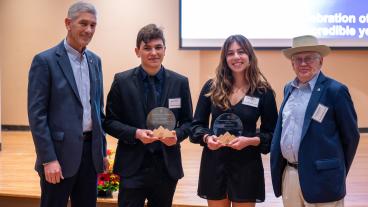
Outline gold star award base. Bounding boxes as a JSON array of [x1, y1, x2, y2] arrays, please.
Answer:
[[217, 132, 236, 145], [152, 126, 175, 138]]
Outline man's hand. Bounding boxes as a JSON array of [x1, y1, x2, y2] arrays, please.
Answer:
[[135, 129, 158, 144], [43, 160, 64, 184], [206, 135, 223, 150], [160, 131, 177, 146]]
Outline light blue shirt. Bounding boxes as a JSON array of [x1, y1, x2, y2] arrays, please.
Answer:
[[280, 72, 320, 163], [64, 39, 92, 132]]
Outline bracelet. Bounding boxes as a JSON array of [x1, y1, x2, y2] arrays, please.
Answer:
[[42, 162, 51, 166], [203, 134, 209, 144]]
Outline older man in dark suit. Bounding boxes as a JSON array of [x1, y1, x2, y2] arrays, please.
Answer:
[[28, 2, 107, 207], [103, 24, 193, 207], [270, 35, 360, 207]]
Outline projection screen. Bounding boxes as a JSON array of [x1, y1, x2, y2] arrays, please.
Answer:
[[180, 0, 368, 49]]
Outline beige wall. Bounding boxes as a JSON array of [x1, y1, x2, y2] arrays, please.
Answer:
[[0, 0, 201, 125], [1, 0, 367, 128]]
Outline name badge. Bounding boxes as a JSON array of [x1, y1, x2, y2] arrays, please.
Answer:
[[312, 104, 328, 123], [242, 96, 259, 108], [169, 98, 181, 109]]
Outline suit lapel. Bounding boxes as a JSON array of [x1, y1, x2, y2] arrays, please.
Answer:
[[132, 68, 148, 114], [280, 84, 293, 114], [160, 68, 172, 106], [56, 42, 82, 105], [86, 51, 96, 104], [274, 83, 293, 145], [86, 51, 98, 136], [301, 73, 326, 140]]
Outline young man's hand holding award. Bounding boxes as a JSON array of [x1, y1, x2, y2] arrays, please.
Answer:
[[146, 107, 177, 146]]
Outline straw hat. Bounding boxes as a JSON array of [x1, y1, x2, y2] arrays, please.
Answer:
[[282, 35, 331, 59]]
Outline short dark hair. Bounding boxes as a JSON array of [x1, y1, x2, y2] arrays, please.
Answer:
[[136, 24, 165, 48]]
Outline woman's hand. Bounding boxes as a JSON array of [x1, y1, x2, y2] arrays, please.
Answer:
[[227, 136, 260, 150], [206, 135, 223, 150]]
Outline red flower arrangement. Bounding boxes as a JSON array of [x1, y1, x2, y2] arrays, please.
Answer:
[[97, 149, 119, 196]]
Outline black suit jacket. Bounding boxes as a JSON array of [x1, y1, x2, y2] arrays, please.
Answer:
[[103, 66, 193, 180], [28, 41, 106, 178]]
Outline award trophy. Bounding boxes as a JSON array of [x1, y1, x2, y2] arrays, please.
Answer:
[[213, 113, 243, 145], [146, 107, 176, 138]]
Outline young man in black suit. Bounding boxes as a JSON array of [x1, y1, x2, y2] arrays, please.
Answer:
[[103, 24, 193, 207]]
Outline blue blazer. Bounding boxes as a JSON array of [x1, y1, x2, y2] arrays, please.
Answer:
[[28, 41, 106, 178], [270, 72, 360, 203]]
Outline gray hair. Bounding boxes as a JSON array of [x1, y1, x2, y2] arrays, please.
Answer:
[[67, 1, 97, 20]]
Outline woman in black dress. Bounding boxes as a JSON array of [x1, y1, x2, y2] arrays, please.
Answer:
[[190, 35, 278, 207]]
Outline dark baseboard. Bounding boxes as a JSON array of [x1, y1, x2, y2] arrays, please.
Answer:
[[360, 128, 368, 133], [1, 125, 368, 134], [2, 125, 30, 131]]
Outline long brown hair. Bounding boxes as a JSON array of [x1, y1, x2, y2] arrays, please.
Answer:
[[207, 35, 273, 110]]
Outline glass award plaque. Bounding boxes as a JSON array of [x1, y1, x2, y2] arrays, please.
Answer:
[[146, 107, 176, 138], [213, 113, 243, 144]]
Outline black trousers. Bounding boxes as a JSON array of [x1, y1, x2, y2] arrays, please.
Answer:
[[118, 151, 178, 207], [39, 140, 97, 207]]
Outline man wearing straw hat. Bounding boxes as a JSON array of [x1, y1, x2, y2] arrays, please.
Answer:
[[270, 35, 360, 207]]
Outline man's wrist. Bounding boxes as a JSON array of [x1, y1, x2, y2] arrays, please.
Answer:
[[203, 134, 210, 144], [135, 129, 141, 139], [42, 160, 56, 166]]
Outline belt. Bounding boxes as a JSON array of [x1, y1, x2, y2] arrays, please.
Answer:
[[82, 131, 92, 141], [287, 162, 298, 169]]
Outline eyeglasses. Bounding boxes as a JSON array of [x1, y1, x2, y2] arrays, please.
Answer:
[[292, 55, 320, 65]]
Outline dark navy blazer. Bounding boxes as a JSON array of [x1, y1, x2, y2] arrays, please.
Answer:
[[28, 41, 106, 178], [270, 72, 360, 203]]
